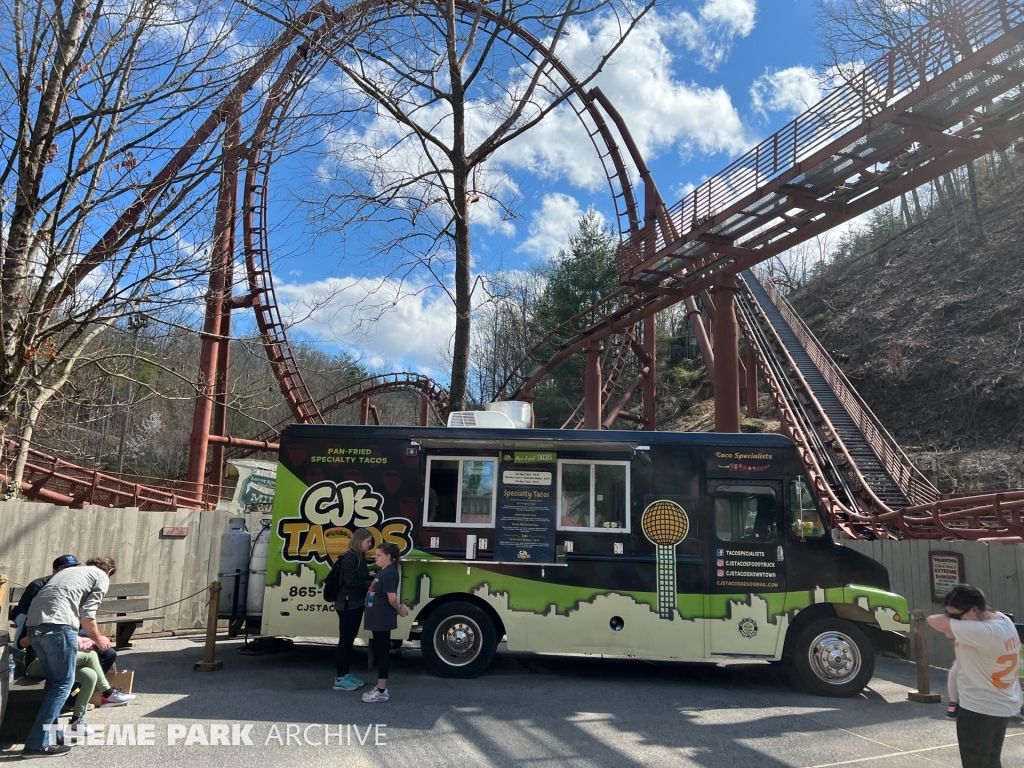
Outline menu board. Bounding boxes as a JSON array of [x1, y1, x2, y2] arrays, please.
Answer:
[[493, 451, 557, 563]]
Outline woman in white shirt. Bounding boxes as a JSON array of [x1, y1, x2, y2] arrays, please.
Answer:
[[928, 584, 1023, 768]]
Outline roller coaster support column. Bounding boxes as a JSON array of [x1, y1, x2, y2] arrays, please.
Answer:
[[746, 344, 759, 418], [360, 397, 371, 425], [584, 342, 602, 430], [642, 315, 657, 431], [186, 99, 241, 500], [420, 394, 430, 426], [684, 297, 714, 379], [712, 273, 741, 433]]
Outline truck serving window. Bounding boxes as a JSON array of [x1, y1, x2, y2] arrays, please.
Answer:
[[790, 477, 827, 538], [713, 485, 778, 542], [557, 460, 630, 532], [423, 456, 497, 527]]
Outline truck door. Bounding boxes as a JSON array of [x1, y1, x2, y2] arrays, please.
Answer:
[[707, 480, 787, 657]]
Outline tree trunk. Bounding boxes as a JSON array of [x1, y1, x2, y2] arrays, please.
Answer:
[[448, 171, 472, 414], [10, 388, 53, 493], [933, 179, 949, 211], [911, 187, 924, 222], [966, 160, 985, 240], [943, 172, 959, 203], [900, 193, 913, 228], [998, 149, 1016, 181]]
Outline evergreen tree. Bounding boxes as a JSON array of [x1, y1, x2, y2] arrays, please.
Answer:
[[531, 208, 621, 427]]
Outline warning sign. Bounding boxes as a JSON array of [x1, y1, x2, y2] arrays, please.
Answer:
[[929, 551, 965, 603]]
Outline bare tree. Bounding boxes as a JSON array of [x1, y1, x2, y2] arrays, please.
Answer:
[[468, 267, 546, 406], [303, 0, 653, 412], [0, 0, 259, 490]]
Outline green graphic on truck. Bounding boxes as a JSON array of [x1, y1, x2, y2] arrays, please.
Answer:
[[263, 424, 909, 696]]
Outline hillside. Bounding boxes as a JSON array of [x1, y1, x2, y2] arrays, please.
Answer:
[[664, 170, 1024, 494]]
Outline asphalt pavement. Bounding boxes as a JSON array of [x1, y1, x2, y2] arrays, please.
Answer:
[[3, 635, 1022, 767]]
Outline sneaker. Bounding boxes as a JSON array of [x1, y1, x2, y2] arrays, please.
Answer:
[[100, 688, 135, 707], [68, 717, 95, 736], [343, 674, 365, 688], [947, 702, 959, 719], [333, 676, 360, 691], [20, 744, 73, 758], [361, 687, 389, 703]]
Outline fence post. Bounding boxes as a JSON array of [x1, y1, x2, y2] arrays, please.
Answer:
[[194, 581, 224, 672], [907, 610, 941, 702]]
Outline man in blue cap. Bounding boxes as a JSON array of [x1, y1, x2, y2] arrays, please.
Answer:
[[12, 555, 117, 673], [9, 555, 81, 628], [19, 554, 125, 757]]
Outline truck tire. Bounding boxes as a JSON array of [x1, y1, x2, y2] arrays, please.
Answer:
[[786, 618, 875, 697], [421, 602, 498, 679]]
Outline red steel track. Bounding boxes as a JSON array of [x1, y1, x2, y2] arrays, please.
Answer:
[[4, 0, 1024, 540]]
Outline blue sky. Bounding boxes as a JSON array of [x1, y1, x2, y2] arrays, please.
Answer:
[[254, 0, 829, 380]]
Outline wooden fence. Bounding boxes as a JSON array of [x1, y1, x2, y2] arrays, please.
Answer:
[[0, 500, 266, 633], [846, 539, 1024, 668]]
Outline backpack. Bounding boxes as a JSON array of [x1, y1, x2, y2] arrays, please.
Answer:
[[322, 554, 346, 603]]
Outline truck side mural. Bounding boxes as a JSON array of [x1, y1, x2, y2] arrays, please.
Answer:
[[263, 425, 910, 696]]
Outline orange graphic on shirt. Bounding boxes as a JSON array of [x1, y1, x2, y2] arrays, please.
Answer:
[[990, 653, 1019, 690]]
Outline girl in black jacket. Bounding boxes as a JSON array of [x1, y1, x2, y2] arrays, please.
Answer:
[[333, 528, 374, 690]]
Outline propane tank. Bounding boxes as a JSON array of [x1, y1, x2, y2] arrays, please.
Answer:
[[245, 520, 271, 616], [218, 518, 249, 618]]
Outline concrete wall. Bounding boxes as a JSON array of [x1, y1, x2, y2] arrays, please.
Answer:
[[846, 538, 1024, 668], [0, 500, 266, 633]]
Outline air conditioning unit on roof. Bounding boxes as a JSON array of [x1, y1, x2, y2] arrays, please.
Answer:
[[446, 410, 516, 429]]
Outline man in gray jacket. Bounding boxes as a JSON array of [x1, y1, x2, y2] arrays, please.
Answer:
[[22, 556, 120, 758]]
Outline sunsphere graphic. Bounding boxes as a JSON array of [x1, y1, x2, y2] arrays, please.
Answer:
[[641, 500, 689, 619]]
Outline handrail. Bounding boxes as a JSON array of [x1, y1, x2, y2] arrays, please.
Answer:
[[0, 439, 230, 510], [733, 289, 871, 537], [618, 0, 1024, 276], [760, 280, 939, 506]]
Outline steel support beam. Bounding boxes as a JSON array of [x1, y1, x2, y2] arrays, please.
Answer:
[[360, 397, 371, 425], [746, 343, 759, 418], [642, 315, 657, 430], [684, 296, 714, 379], [584, 343, 602, 430], [186, 100, 241, 500], [713, 273, 741, 433]]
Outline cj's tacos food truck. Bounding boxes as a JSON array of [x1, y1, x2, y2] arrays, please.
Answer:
[[259, 420, 909, 697]]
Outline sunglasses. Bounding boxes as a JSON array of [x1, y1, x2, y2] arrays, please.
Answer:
[[946, 608, 968, 619]]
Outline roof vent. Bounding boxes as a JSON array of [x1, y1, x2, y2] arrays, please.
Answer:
[[446, 410, 516, 429]]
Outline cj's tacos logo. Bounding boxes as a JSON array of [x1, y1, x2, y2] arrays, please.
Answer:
[[277, 480, 413, 564]]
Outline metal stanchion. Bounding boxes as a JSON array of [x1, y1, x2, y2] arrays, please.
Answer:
[[194, 581, 224, 672], [907, 610, 941, 703]]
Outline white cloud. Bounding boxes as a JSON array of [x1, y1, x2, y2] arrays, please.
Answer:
[[517, 194, 601, 259], [274, 275, 456, 375], [700, 0, 756, 36], [751, 66, 822, 116], [500, 9, 754, 191], [676, 0, 757, 70]]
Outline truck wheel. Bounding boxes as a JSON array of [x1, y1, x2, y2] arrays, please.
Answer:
[[421, 602, 498, 679], [786, 618, 875, 697]]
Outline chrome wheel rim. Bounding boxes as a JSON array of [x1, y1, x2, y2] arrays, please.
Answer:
[[433, 615, 482, 667], [807, 630, 861, 685]]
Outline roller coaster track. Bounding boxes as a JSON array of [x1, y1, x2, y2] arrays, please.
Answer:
[[0, 439, 232, 511], [736, 271, 1024, 539], [8, 0, 1024, 537], [2, 1, 641, 510], [225, 372, 450, 459], [494, 0, 1024, 403]]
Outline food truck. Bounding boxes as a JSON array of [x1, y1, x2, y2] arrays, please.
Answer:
[[262, 421, 909, 697]]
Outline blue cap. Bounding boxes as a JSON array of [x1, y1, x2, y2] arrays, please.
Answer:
[[52, 554, 79, 570]]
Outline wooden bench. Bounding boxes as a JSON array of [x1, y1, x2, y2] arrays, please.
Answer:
[[10, 581, 164, 649]]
